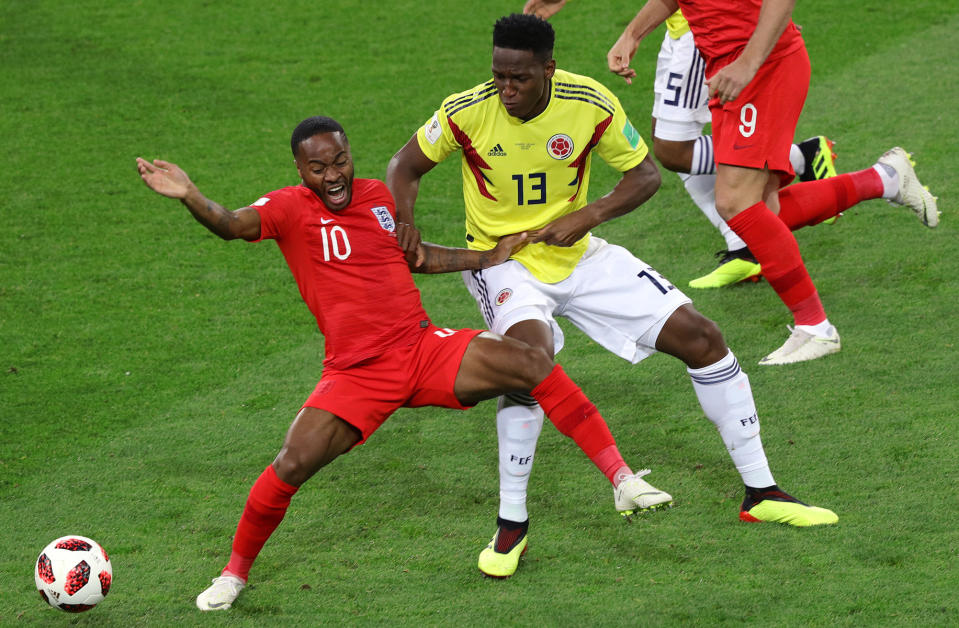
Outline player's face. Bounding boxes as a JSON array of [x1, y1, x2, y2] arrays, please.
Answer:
[[295, 132, 355, 211], [491, 47, 555, 121]]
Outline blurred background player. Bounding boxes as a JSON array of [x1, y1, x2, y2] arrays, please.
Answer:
[[607, 9, 839, 288], [527, 0, 840, 289], [137, 116, 674, 610], [609, 0, 938, 364], [388, 14, 837, 580]]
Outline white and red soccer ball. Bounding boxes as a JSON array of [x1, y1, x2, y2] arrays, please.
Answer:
[[35, 535, 112, 612]]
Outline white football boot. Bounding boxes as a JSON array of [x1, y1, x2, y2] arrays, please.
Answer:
[[878, 147, 939, 228], [614, 469, 673, 518], [759, 325, 841, 366], [196, 574, 245, 611]]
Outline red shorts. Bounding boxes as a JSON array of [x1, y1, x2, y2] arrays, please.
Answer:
[[710, 47, 810, 185], [302, 324, 482, 446]]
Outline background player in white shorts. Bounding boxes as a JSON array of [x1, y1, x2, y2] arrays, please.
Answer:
[[388, 13, 837, 579], [525, 1, 838, 288], [611, 10, 838, 288]]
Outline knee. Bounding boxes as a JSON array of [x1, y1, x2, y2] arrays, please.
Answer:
[[273, 435, 335, 487], [516, 345, 556, 390], [652, 138, 690, 173], [713, 192, 737, 221], [686, 317, 728, 368], [272, 449, 314, 487], [270, 409, 358, 486], [663, 311, 728, 369]]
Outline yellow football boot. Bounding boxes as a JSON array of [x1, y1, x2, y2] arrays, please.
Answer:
[[689, 249, 762, 289], [740, 487, 838, 527], [478, 519, 528, 578]]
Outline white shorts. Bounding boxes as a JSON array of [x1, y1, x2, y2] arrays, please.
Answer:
[[462, 237, 692, 364], [651, 32, 711, 141]]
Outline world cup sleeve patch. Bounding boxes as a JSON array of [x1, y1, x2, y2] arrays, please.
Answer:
[[252, 196, 271, 207], [622, 119, 640, 149], [370, 205, 395, 231], [424, 113, 442, 145]]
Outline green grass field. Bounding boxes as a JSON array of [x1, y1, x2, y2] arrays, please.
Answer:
[[1, 0, 957, 625]]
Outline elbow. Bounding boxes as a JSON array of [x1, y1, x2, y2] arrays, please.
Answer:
[[386, 153, 401, 181], [646, 165, 662, 194], [632, 156, 661, 202], [643, 156, 662, 190], [386, 151, 411, 188]]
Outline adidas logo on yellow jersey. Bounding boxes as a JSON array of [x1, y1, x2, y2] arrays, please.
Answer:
[[487, 143, 507, 157]]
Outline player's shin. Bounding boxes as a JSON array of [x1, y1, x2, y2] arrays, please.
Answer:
[[777, 170, 882, 229], [496, 395, 544, 523], [223, 465, 299, 581], [726, 203, 825, 326], [680, 172, 747, 251], [530, 365, 629, 485], [687, 351, 775, 488]]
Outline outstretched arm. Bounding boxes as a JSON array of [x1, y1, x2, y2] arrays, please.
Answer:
[[608, 0, 679, 83], [529, 155, 661, 247], [706, 0, 796, 103], [135, 158, 261, 241], [386, 135, 440, 265], [411, 232, 529, 274]]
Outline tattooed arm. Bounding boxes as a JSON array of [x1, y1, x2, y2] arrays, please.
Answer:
[[411, 232, 528, 274]]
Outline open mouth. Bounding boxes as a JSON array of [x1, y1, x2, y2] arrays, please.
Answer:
[[326, 183, 348, 205]]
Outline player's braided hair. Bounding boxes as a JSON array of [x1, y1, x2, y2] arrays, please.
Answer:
[[291, 116, 347, 155], [493, 13, 554, 61]]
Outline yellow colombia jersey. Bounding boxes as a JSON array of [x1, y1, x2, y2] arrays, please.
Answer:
[[416, 69, 648, 284], [665, 10, 690, 39]]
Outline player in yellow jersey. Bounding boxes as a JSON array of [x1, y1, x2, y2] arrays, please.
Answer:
[[387, 13, 837, 579]]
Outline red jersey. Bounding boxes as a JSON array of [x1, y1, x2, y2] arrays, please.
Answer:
[[252, 178, 430, 369], [677, 0, 804, 74]]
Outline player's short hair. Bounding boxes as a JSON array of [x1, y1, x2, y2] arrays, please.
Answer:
[[291, 116, 347, 155], [493, 13, 554, 62]]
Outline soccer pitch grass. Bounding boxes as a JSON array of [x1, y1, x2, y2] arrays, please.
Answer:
[[1, 0, 956, 625]]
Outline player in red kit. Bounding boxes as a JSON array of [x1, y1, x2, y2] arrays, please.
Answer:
[[609, 0, 939, 364], [136, 116, 671, 611]]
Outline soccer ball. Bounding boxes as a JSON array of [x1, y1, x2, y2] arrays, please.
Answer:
[[35, 535, 112, 612]]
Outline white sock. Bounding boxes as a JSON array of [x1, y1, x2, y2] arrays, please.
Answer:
[[789, 143, 805, 177], [687, 351, 775, 488], [796, 319, 834, 338], [496, 396, 544, 522], [873, 162, 899, 199], [689, 135, 717, 175], [680, 172, 747, 251]]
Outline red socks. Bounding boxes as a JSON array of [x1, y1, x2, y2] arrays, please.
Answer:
[[778, 168, 883, 229], [531, 365, 628, 484], [726, 169, 883, 326], [223, 465, 299, 581], [727, 202, 825, 326]]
